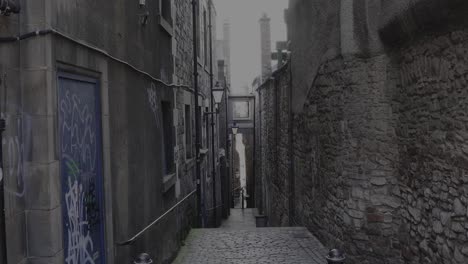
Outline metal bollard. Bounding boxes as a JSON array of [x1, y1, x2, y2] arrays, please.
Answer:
[[134, 253, 153, 264], [326, 249, 345, 264]]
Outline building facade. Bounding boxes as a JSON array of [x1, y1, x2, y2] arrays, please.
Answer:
[[257, 0, 468, 263], [0, 0, 221, 263]]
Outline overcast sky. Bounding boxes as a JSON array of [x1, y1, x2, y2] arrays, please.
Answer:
[[213, 0, 288, 93]]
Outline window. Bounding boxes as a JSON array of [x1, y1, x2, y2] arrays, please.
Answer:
[[233, 101, 250, 119], [162, 101, 175, 174], [203, 9, 208, 64], [185, 104, 193, 159], [161, 0, 172, 24]]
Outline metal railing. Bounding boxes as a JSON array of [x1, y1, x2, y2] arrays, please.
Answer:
[[117, 189, 197, 246]]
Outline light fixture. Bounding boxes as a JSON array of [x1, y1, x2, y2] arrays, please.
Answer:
[[138, 0, 149, 26], [212, 82, 225, 106], [231, 124, 239, 135], [0, 0, 20, 15]]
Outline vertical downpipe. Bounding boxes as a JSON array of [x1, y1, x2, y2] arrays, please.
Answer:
[[258, 89, 263, 215], [225, 85, 230, 216], [252, 96, 256, 210], [192, 0, 203, 228], [208, 1, 217, 227], [0, 117, 6, 264]]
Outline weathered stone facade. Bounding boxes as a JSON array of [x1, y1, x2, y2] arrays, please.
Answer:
[[257, 0, 468, 263], [0, 0, 220, 263], [257, 64, 292, 226], [395, 29, 468, 264]]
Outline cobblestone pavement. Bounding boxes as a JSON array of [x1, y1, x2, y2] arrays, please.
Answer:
[[173, 209, 327, 264]]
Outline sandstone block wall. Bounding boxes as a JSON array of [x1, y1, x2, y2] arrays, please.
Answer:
[[0, 0, 220, 263]]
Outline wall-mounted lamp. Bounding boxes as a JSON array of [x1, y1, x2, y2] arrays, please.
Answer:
[[138, 0, 149, 26], [0, 0, 20, 15], [140, 12, 149, 25], [212, 82, 225, 111], [231, 124, 239, 135]]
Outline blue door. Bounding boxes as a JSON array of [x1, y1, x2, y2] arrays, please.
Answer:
[[58, 73, 106, 264]]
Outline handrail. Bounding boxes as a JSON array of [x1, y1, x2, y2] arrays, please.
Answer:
[[116, 189, 197, 246], [206, 204, 223, 211], [232, 186, 242, 192]]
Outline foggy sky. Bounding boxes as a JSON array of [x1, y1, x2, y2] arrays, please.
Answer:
[[213, 0, 288, 94]]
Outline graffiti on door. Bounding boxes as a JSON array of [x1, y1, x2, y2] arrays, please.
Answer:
[[58, 73, 105, 264]]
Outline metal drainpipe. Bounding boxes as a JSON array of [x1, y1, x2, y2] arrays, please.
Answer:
[[225, 84, 230, 216], [208, 1, 217, 227], [252, 96, 256, 210], [230, 131, 234, 209], [258, 88, 263, 215], [192, 0, 203, 228], [0, 118, 6, 264]]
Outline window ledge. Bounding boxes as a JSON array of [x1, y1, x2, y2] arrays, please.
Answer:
[[163, 173, 177, 193], [158, 15, 174, 37]]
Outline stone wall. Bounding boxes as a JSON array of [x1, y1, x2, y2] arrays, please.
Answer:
[[258, 65, 291, 226], [174, 0, 221, 227], [0, 0, 220, 263], [257, 0, 468, 263], [292, 55, 401, 264], [395, 29, 468, 264]]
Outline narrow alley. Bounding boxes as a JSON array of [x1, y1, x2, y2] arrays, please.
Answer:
[[173, 209, 327, 264], [1, 0, 468, 264]]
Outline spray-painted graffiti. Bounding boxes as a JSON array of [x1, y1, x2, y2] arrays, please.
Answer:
[[147, 82, 160, 127], [59, 73, 105, 264], [65, 163, 95, 264], [0, 109, 31, 198]]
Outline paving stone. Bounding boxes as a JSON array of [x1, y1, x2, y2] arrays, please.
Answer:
[[173, 209, 327, 264]]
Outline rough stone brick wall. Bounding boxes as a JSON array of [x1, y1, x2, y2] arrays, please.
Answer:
[[255, 92, 263, 211], [174, 0, 220, 228], [258, 64, 292, 226], [276, 65, 292, 226], [259, 57, 403, 263], [174, 0, 212, 97], [270, 66, 292, 227], [257, 1, 468, 263], [174, 0, 194, 87], [395, 29, 468, 264], [258, 33, 468, 264], [292, 55, 401, 264], [259, 79, 274, 217]]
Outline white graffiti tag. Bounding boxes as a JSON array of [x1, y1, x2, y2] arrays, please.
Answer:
[[1, 111, 30, 198], [65, 176, 95, 264], [59, 86, 100, 264], [60, 91, 97, 173]]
